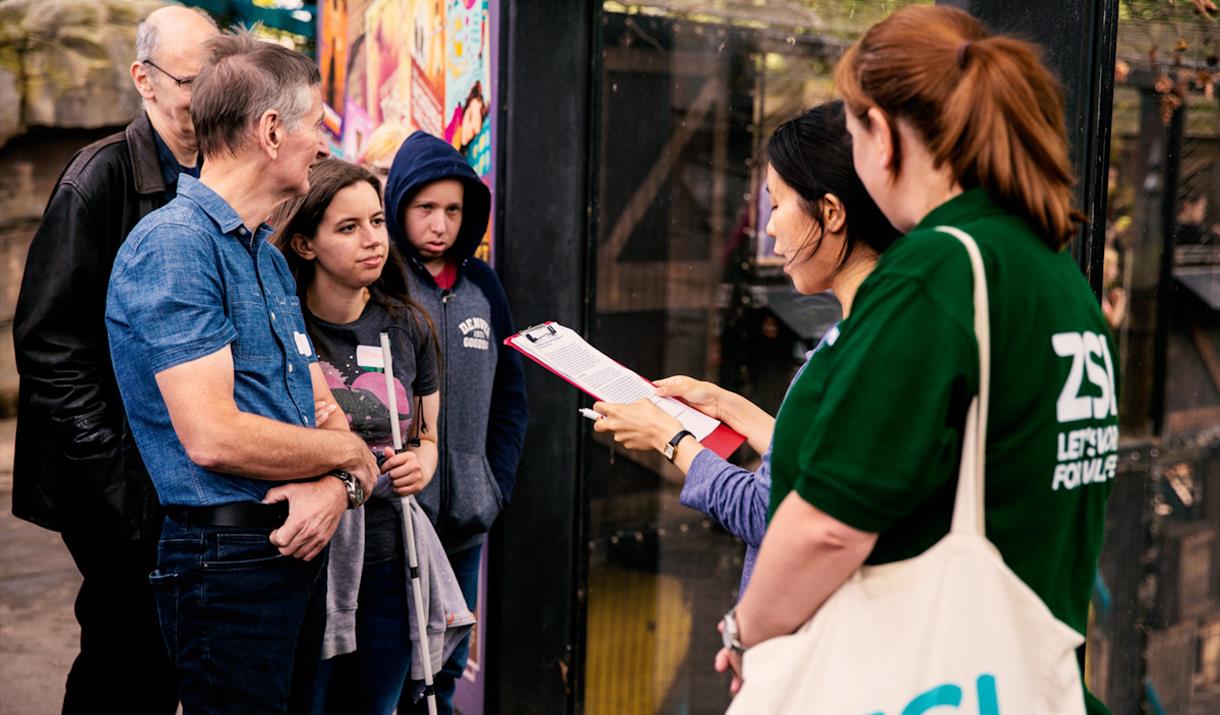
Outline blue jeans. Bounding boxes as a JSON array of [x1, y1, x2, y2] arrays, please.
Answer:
[[401, 544, 482, 715], [149, 516, 327, 715], [312, 560, 412, 715]]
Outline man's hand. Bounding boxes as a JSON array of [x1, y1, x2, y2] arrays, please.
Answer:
[[382, 447, 429, 496], [591, 398, 683, 453], [338, 432, 379, 496], [263, 479, 347, 560]]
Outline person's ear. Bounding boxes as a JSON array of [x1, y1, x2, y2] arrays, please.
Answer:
[[822, 193, 847, 235], [257, 109, 281, 160], [290, 233, 316, 260], [131, 61, 156, 101], [865, 106, 896, 175]]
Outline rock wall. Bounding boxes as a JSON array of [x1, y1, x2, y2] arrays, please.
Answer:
[[0, 0, 167, 148], [0, 0, 167, 412]]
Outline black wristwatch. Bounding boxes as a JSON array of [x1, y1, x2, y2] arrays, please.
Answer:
[[720, 606, 746, 655], [328, 470, 365, 509], [663, 429, 695, 463]]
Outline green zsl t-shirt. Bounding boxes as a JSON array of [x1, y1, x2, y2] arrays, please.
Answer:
[[770, 188, 1117, 707]]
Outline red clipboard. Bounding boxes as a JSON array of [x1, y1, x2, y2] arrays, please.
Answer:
[[505, 322, 746, 459]]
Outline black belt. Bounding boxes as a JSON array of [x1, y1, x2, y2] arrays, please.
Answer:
[[165, 501, 288, 529]]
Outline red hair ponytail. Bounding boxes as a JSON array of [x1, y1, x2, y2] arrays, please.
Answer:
[[835, 5, 1084, 249]]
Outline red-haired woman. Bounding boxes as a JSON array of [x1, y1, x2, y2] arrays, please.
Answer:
[[722, 7, 1116, 714]]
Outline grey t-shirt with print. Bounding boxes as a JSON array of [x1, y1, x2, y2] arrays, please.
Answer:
[[305, 298, 438, 563]]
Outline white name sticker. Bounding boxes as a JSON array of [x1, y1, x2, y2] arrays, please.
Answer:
[[356, 344, 385, 370], [293, 331, 312, 357]]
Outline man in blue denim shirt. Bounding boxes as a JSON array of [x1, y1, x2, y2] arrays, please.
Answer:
[[106, 32, 379, 714]]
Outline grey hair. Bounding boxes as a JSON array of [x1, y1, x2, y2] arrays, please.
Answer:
[[190, 30, 321, 158], [134, 5, 218, 62]]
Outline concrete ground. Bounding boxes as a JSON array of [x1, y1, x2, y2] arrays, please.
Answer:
[[0, 417, 80, 715]]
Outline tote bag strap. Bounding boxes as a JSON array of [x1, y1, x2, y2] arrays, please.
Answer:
[[934, 225, 990, 537]]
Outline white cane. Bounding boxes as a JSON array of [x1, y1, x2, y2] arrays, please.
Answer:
[[380, 332, 439, 715]]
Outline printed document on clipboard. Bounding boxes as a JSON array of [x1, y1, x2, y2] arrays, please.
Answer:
[[505, 322, 746, 459]]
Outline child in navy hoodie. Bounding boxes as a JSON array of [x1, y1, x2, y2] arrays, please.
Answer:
[[385, 131, 528, 714]]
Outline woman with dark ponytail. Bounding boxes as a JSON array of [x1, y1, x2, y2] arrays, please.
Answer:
[[591, 100, 898, 590], [724, 7, 1116, 714]]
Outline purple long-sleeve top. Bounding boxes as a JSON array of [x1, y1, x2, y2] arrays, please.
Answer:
[[680, 448, 772, 592], [677, 325, 837, 594]]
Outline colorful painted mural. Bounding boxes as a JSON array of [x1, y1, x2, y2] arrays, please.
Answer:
[[318, 0, 496, 262], [316, 5, 496, 712]]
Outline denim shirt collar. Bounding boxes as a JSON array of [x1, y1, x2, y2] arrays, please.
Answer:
[[176, 175, 270, 241]]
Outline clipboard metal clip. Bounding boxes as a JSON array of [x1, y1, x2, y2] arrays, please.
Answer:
[[523, 323, 558, 343]]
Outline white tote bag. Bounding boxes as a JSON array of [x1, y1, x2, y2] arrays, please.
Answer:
[[728, 227, 1087, 715]]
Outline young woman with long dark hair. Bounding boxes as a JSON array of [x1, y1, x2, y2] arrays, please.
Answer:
[[271, 159, 460, 715], [592, 100, 899, 590]]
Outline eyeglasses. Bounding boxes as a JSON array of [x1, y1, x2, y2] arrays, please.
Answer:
[[142, 59, 195, 89]]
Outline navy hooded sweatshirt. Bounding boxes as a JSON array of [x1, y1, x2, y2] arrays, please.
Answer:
[[385, 130, 528, 553]]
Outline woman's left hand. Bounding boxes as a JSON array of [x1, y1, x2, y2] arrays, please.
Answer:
[[382, 447, 430, 496], [714, 624, 744, 695], [314, 399, 340, 427], [591, 398, 683, 453]]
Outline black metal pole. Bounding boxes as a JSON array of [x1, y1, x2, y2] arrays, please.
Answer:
[[1151, 101, 1184, 436], [488, 1, 595, 713]]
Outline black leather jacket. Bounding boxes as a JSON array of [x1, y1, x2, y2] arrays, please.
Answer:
[[12, 112, 169, 541]]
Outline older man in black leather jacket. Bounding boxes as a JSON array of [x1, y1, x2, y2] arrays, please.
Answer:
[[11, 7, 217, 713]]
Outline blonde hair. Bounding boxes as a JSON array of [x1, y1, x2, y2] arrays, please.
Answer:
[[835, 5, 1083, 249]]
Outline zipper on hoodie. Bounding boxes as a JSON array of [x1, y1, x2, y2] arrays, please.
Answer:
[[439, 288, 454, 524]]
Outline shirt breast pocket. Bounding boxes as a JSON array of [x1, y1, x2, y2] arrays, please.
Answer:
[[276, 295, 317, 420], [276, 295, 313, 360], [228, 286, 277, 363]]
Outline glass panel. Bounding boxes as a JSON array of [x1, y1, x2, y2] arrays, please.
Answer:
[[583, 3, 926, 713], [1091, 4, 1220, 711], [583, 3, 1219, 712]]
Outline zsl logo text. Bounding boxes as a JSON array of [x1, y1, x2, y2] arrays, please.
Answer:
[[865, 674, 1000, 715], [1051, 331, 1117, 423], [1050, 331, 1119, 490]]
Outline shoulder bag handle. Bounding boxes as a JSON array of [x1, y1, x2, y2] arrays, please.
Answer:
[[934, 225, 991, 538]]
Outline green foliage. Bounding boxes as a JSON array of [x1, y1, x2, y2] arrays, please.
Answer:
[[604, 0, 930, 40], [1121, 0, 1217, 23], [1118, 0, 1218, 67]]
